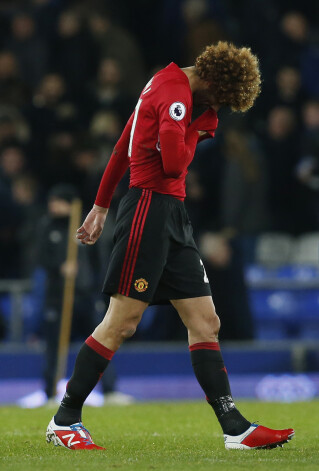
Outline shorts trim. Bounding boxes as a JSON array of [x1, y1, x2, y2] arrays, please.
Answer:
[[118, 189, 152, 296]]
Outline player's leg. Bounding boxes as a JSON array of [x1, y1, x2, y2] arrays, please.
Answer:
[[171, 296, 251, 435], [54, 294, 147, 425], [47, 190, 172, 448], [46, 294, 147, 449], [171, 296, 294, 449]]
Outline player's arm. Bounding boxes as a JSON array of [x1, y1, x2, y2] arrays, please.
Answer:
[[159, 130, 199, 177], [159, 111, 218, 177], [77, 114, 134, 245], [157, 84, 218, 178], [190, 108, 218, 142], [156, 83, 196, 177]]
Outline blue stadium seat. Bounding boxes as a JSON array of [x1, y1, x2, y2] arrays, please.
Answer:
[[248, 267, 319, 340]]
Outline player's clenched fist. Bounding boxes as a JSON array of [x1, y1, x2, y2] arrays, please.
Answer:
[[76, 205, 108, 245]]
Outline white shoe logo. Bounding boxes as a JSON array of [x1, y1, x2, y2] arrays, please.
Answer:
[[62, 433, 80, 447]]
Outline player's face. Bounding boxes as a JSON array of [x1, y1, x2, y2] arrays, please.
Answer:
[[193, 86, 221, 111]]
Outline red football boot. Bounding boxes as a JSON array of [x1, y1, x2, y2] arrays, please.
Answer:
[[224, 423, 295, 450], [46, 417, 105, 450]]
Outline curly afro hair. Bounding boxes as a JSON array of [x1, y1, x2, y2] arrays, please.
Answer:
[[195, 41, 261, 112]]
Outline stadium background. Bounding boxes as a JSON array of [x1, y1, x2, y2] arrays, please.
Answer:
[[0, 0, 318, 405]]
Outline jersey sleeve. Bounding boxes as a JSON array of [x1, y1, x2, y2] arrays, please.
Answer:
[[157, 80, 191, 136], [155, 80, 197, 177], [94, 113, 134, 208], [189, 108, 218, 138], [159, 130, 199, 177]]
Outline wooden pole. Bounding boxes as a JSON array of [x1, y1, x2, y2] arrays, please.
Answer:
[[54, 198, 82, 395]]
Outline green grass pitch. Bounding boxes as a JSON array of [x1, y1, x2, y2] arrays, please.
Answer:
[[1, 401, 319, 471]]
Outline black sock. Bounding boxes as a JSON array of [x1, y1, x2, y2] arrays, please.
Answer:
[[55, 335, 114, 426], [189, 342, 250, 435]]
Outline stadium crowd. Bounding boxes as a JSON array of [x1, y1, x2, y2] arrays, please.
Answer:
[[0, 0, 318, 341]]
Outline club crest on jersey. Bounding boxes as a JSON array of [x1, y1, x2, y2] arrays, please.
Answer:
[[134, 278, 148, 292], [169, 102, 186, 121]]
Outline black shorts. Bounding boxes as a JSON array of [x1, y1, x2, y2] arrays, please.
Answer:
[[103, 188, 211, 304]]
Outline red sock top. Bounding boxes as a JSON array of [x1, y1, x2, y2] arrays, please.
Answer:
[[85, 335, 115, 360], [189, 342, 220, 352]]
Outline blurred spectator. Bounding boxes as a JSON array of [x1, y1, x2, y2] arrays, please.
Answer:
[[0, 146, 26, 278], [44, 131, 77, 188], [88, 108, 130, 204], [186, 128, 261, 340], [199, 231, 254, 340], [295, 100, 319, 227], [70, 146, 102, 210], [11, 174, 43, 276], [0, 145, 27, 189], [182, 0, 227, 63], [37, 184, 96, 398], [296, 101, 319, 187], [0, 112, 29, 148], [300, 44, 319, 99], [158, 0, 228, 66], [271, 66, 305, 116], [51, 10, 97, 95], [31, 0, 64, 42], [88, 10, 145, 95], [0, 51, 30, 107], [280, 11, 309, 61], [252, 65, 305, 130], [86, 58, 135, 125], [302, 100, 319, 160], [27, 73, 79, 137], [0, 199, 20, 278], [89, 110, 122, 169], [37, 184, 131, 403], [24, 73, 80, 172], [262, 106, 301, 232], [278, 11, 319, 98], [6, 12, 48, 88], [220, 128, 269, 236]]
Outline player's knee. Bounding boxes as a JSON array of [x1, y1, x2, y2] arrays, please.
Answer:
[[212, 312, 221, 336], [203, 311, 220, 338], [96, 307, 142, 343], [120, 321, 138, 339], [118, 311, 142, 340], [203, 312, 220, 341], [99, 320, 136, 343], [191, 310, 220, 341]]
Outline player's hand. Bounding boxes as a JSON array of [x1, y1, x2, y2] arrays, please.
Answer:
[[198, 131, 211, 141], [200, 232, 231, 268], [189, 109, 218, 138], [76, 205, 108, 245]]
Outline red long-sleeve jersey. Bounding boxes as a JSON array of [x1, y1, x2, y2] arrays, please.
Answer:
[[95, 62, 218, 208]]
